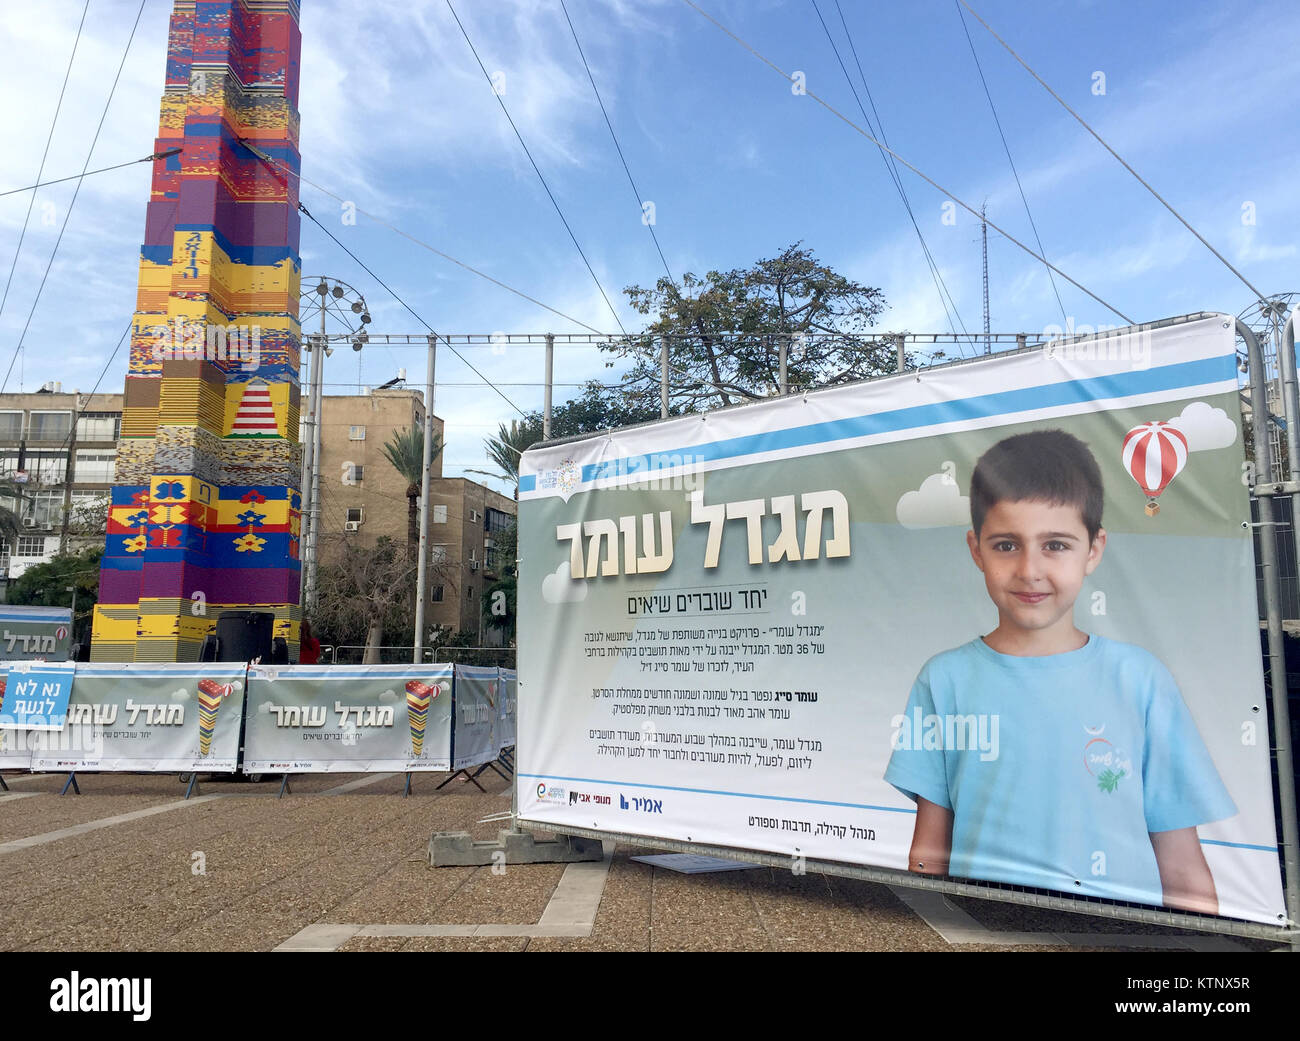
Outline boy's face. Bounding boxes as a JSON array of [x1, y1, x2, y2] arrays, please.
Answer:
[[966, 498, 1105, 639]]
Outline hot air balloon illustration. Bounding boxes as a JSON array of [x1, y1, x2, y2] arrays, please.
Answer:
[[1122, 421, 1188, 516]]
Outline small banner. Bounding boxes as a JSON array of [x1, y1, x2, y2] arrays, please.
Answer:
[[498, 667, 517, 749], [28, 663, 246, 773], [452, 665, 498, 770], [0, 663, 32, 770], [243, 664, 454, 772], [0, 662, 76, 730], [0, 606, 73, 661]]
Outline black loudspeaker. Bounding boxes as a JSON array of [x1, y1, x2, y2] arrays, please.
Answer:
[[198, 635, 220, 662], [212, 611, 275, 663]]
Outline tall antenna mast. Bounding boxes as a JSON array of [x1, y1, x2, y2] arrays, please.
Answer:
[[981, 201, 990, 354]]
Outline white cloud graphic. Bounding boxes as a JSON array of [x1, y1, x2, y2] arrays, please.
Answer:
[[542, 561, 588, 604], [1168, 401, 1237, 451], [378, 689, 398, 703], [170, 687, 190, 701], [896, 473, 970, 529]]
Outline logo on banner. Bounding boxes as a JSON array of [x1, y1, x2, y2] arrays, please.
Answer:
[[1083, 726, 1132, 794], [536, 783, 566, 804]]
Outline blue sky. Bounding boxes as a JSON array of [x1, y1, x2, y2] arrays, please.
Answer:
[[0, 0, 1295, 495]]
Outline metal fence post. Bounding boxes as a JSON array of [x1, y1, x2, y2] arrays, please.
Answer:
[[1241, 317, 1300, 939]]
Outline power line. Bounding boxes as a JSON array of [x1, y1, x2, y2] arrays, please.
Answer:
[[954, 0, 1067, 327], [956, 0, 1270, 309], [296, 201, 528, 419], [237, 139, 611, 336], [678, 0, 1134, 324], [559, 0, 677, 287], [0, 0, 89, 325], [239, 141, 763, 411], [0, 150, 180, 202], [1, 0, 148, 395], [812, 0, 973, 352], [443, 0, 629, 335]]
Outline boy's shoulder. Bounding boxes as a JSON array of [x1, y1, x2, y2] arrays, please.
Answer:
[[917, 633, 1175, 686]]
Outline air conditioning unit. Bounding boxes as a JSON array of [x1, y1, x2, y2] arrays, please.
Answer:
[[22, 518, 36, 528], [345, 520, 361, 531], [470, 560, 479, 571]]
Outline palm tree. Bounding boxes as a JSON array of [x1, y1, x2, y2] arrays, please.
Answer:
[[380, 425, 443, 557], [467, 418, 543, 500]]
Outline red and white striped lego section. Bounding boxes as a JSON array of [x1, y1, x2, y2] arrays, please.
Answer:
[[231, 381, 280, 436]]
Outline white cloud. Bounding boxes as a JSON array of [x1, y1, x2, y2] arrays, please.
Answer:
[[896, 472, 969, 529], [170, 687, 190, 701], [1168, 401, 1237, 452], [378, 689, 398, 702], [542, 560, 588, 603]]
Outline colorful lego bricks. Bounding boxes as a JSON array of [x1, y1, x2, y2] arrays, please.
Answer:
[[92, 1, 305, 661]]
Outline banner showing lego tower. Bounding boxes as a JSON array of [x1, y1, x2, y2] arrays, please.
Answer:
[[92, 0, 304, 661]]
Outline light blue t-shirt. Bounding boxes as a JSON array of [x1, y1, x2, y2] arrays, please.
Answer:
[[883, 634, 1237, 905]]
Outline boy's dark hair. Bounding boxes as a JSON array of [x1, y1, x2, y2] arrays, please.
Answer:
[[970, 429, 1104, 542]]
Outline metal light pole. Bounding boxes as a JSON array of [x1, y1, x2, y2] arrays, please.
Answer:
[[298, 278, 370, 616], [413, 334, 437, 663]]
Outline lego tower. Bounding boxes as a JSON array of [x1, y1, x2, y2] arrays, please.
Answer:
[[91, 0, 303, 661]]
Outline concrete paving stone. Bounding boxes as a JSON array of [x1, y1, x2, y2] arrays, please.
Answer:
[[0, 796, 376, 947], [644, 860, 775, 952], [0, 793, 202, 844], [337, 936, 410, 952], [397, 936, 531, 952], [422, 863, 567, 926]]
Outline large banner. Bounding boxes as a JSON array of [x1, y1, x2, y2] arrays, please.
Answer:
[[517, 314, 1287, 925], [452, 665, 498, 770], [243, 664, 453, 772], [28, 663, 246, 772], [0, 606, 73, 661]]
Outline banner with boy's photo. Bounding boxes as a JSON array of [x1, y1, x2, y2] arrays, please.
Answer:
[[516, 313, 1287, 926]]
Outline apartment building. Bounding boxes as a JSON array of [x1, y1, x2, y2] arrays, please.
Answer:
[[312, 389, 515, 638], [425, 476, 516, 640], [0, 385, 121, 590]]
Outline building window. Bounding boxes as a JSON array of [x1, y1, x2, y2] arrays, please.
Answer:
[[15, 535, 46, 557], [430, 544, 447, 563], [24, 490, 63, 530], [74, 449, 116, 483], [349, 425, 366, 441], [0, 412, 22, 440], [75, 413, 120, 441], [466, 585, 473, 600], [469, 508, 479, 523], [27, 411, 71, 441], [351, 464, 364, 483], [22, 451, 67, 484], [346, 507, 364, 524], [433, 504, 447, 524], [486, 507, 511, 533], [431, 585, 444, 602]]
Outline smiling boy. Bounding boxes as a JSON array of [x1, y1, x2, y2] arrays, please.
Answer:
[[884, 429, 1236, 913]]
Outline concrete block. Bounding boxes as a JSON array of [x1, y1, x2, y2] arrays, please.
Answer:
[[428, 828, 605, 866]]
